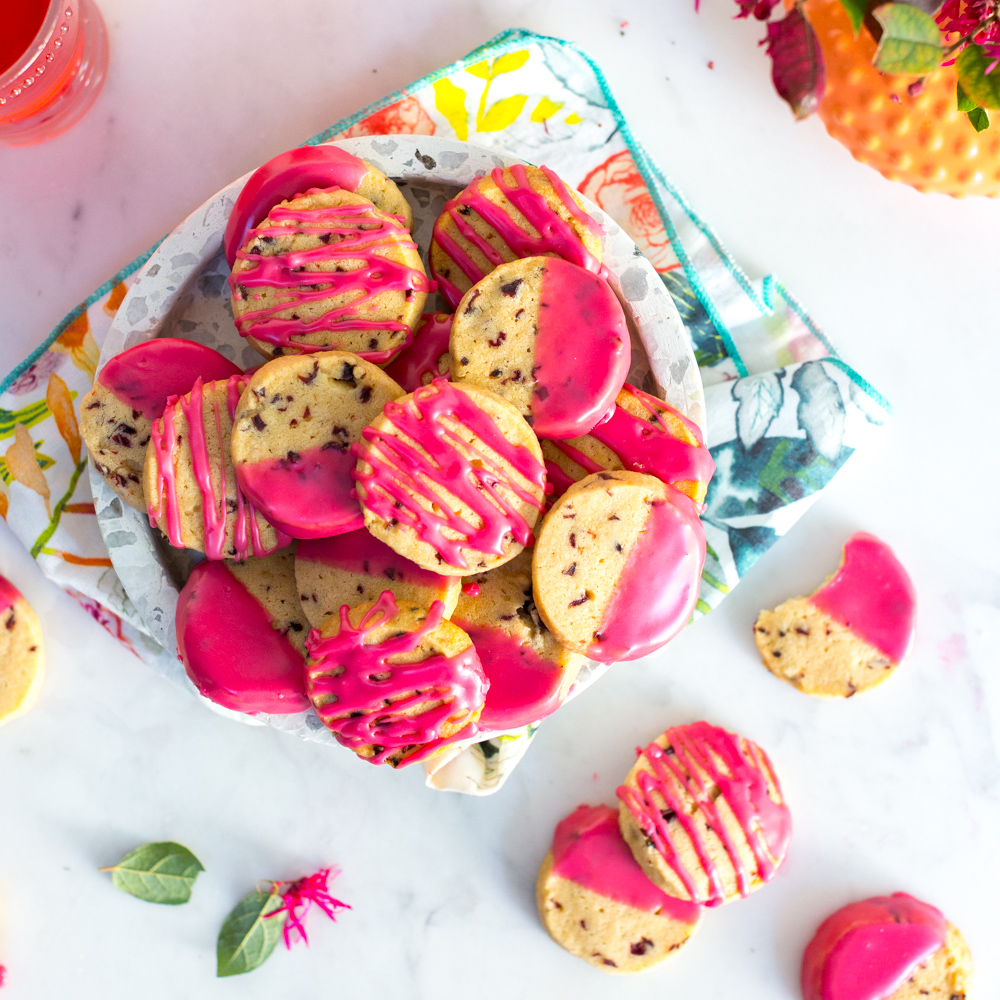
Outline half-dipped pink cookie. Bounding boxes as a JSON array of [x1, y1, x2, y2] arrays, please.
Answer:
[[617, 722, 792, 907], [382, 312, 453, 392], [532, 471, 705, 662], [176, 549, 309, 714], [430, 164, 605, 310], [230, 352, 402, 539], [542, 383, 715, 507], [802, 893, 972, 1000], [304, 593, 488, 768], [352, 380, 547, 576], [754, 532, 917, 698], [0, 574, 45, 727], [537, 805, 702, 974], [451, 549, 582, 733], [81, 338, 241, 510], [450, 257, 629, 440], [144, 375, 289, 560], [294, 528, 461, 630]]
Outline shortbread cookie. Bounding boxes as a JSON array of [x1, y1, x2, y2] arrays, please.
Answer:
[[224, 143, 413, 265], [802, 893, 972, 1000], [430, 164, 605, 309], [754, 532, 916, 698], [532, 471, 705, 662], [451, 549, 583, 732], [231, 352, 401, 538], [353, 380, 546, 576], [383, 312, 453, 392], [144, 375, 289, 560], [542, 383, 715, 506], [229, 187, 429, 363], [617, 721, 792, 907], [450, 257, 630, 439], [537, 804, 702, 974], [294, 528, 461, 629], [176, 548, 309, 714], [0, 575, 44, 727], [81, 338, 241, 511], [305, 593, 487, 767]]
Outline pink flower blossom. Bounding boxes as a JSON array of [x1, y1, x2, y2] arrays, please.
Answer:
[[266, 867, 350, 949], [937, 0, 1000, 72]]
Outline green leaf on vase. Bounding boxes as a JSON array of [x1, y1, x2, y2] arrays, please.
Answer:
[[957, 43, 1000, 109], [838, 0, 871, 35], [967, 106, 991, 131], [872, 4, 943, 74]]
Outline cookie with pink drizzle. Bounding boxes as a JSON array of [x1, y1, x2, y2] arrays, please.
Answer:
[[143, 375, 289, 560], [542, 383, 715, 507], [532, 470, 705, 662], [230, 352, 402, 539], [176, 548, 310, 715], [536, 804, 702, 974], [304, 593, 488, 767], [754, 532, 917, 698], [352, 380, 546, 576], [616, 721, 792, 907], [382, 312, 453, 392], [450, 257, 630, 439], [802, 893, 972, 1000], [429, 164, 605, 310], [294, 528, 460, 630], [0, 574, 45, 727], [229, 187, 429, 364], [81, 338, 241, 511]]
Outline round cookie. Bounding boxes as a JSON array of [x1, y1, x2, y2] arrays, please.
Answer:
[[353, 380, 546, 576], [224, 143, 413, 266], [305, 593, 487, 768], [144, 375, 289, 560], [450, 257, 630, 439], [383, 312, 453, 392], [294, 528, 461, 630], [542, 383, 715, 507], [229, 187, 429, 363], [231, 352, 402, 539], [532, 470, 705, 662], [0, 575, 44, 727], [801, 893, 972, 1000], [176, 548, 309, 715], [451, 549, 583, 732], [754, 532, 916, 698], [81, 338, 241, 511], [430, 164, 605, 310], [616, 722, 792, 907], [537, 805, 702, 974]]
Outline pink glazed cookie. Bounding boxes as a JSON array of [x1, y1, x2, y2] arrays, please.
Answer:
[[382, 312, 454, 392]]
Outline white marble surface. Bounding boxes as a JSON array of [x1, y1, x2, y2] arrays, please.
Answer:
[[1, 1, 999, 996]]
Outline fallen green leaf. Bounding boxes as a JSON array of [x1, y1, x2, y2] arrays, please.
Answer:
[[957, 43, 1000, 110], [872, 3, 943, 74], [100, 841, 204, 905], [216, 888, 285, 978]]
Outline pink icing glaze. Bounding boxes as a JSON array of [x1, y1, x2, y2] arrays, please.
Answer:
[[616, 721, 792, 907], [588, 486, 706, 662], [432, 164, 605, 309], [809, 532, 916, 664], [552, 805, 702, 920], [382, 312, 454, 392], [801, 894, 948, 1000], [176, 560, 308, 714], [235, 444, 363, 540], [224, 144, 369, 266], [0, 574, 22, 615], [296, 528, 455, 591], [228, 190, 430, 362], [352, 380, 545, 571], [304, 592, 488, 766], [147, 376, 289, 560], [454, 619, 566, 731], [461, 582, 480, 597], [530, 258, 630, 439], [97, 339, 242, 420]]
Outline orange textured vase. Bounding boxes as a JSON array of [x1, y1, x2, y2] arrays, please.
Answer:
[[803, 0, 1000, 196]]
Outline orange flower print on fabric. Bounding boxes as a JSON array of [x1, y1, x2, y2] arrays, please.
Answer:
[[338, 95, 435, 138], [52, 310, 100, 383], [579, 151, 680, 275], [103, 281, 128, 316]]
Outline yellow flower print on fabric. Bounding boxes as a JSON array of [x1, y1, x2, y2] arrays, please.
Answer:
[[52, 310, 100, 383]]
